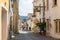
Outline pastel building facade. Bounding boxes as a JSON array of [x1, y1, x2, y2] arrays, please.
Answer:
[[33, 0, 60, 39], [33, 0, 45, 23], [32, 15, 40, 32], [0, 0, 10, 40], [46, 0, 60, 39], [26, 13, 33, 31]]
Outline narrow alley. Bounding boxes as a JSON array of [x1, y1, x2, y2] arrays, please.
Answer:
[[1, 0, 60, 40], [11, 31, 59, 40]]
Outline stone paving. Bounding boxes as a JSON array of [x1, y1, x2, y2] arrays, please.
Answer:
[[11, 31, 59, 40]]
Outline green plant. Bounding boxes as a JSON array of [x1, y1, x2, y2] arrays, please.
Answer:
[[36, 22, 46, 27], [36, 22, 46, 32]]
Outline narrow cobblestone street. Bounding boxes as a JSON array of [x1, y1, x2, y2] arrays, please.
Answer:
[[11, 31, 59, 40]]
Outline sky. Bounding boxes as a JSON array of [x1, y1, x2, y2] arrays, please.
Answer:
[[19, 0, 33, 16]]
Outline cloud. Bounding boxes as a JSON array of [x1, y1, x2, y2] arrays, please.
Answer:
[[19, 0, 33, 16]]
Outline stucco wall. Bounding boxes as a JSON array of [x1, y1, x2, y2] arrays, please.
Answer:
[[0, 0, 9, 40], [0, 4, 2, 40], [33, 0, 44, 22], [2, 8, 7, 40], [46, 0, 60, 39]]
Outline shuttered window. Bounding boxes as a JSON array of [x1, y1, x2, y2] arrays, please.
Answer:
[[54, 19, 60, 33], [53, 0, 57, 6]]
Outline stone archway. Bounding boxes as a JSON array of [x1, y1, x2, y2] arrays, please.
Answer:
[[2, 7, 7, 40]]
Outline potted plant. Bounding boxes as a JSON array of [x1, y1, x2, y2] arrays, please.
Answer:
[[36, 22, 46, 35]]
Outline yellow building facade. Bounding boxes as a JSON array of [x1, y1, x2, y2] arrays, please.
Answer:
[[0, 0, 9, 40]]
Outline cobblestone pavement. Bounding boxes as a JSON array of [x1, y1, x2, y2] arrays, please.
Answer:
[[11, 31, 59, 40]]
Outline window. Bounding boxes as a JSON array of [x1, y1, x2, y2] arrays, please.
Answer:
[[53, 0, 57, 6], [59, 21, 60, 33], [46, 0, 49, 10], [40, 19, 41, 23], [46, 19, 50, 31], [54, 0, 57, 5], [55, 21, 58, 33], [4, 2, 6, 6], [12, 4, 13, 8], [35, 6, 40, 12], [11, 0, 12, 1], [37, 7, 40, 12], [54, 19, 60, 33]]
